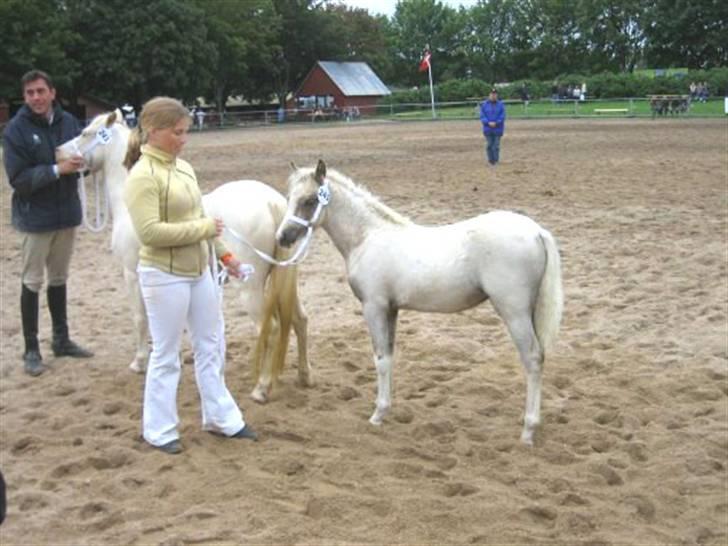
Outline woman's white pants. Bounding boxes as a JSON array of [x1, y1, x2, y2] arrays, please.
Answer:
[[138, 266, 244, 446]]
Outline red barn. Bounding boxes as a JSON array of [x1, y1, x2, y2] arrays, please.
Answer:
[[292, 61, 390, 118]]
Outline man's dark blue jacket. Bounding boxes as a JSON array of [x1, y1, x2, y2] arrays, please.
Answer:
[[3, 103, 82, 232]]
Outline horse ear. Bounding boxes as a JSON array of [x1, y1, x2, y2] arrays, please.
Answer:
[[314, 159, 326, 184], [107, 111, 118, 127], [289, 161, 298, 172]]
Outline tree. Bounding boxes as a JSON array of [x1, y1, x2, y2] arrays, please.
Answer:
[[64, 0, 214, 109], [324, 4, 394, 80], [0, 0, 81, 103], [578, 0, 648, 73], [269, 0, 344, 106], [643, 0, 728, 69], [388, 0, 462, 86], [194, 0, 280, 111]]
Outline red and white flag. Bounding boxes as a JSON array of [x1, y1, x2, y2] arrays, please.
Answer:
[[418, 51, 431, 72]]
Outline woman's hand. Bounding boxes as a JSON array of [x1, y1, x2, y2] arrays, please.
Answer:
[[213, 218, 225, 237], [225, 256, 243, 278]]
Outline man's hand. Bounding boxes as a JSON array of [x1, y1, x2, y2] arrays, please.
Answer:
[[488, 121, 496, 128], [57, 156, 85, 175]]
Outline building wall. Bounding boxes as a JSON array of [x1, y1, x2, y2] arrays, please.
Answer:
[[294, 65, 382, 116]]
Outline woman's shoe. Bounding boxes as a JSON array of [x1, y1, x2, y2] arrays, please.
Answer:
[[155, 439, 183, 454], [232, 425, 258, 441]]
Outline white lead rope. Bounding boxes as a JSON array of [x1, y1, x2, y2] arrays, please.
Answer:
[[74, 126, 113, 233], [77, 170, 110, 233]]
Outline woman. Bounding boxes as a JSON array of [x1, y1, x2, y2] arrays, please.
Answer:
[[124, 97, 256, 454]]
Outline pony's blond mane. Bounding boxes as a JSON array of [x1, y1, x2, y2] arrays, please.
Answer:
[[290, 167, 411, 226]]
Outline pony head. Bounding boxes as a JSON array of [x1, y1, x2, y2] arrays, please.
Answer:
[[277, 159, 330, 247], [56, 110, 126, 173]]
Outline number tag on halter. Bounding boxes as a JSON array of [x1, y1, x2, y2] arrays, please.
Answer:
[[96, 127, 112, 145], [317, 184, 331, 205]]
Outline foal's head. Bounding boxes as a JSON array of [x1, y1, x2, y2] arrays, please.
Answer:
[[277, 159, 330, 247], [56, 110, 126, 172]]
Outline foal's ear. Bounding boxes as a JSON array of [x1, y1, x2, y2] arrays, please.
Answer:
[[107, 111, 118, 127], [314, 159, 327, 184], [289, 161, 298, 172]]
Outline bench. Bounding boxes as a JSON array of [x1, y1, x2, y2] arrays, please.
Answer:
[[594, 108, 628, 114]]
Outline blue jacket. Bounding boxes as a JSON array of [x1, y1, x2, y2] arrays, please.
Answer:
[[3, 103, 82, 232], [480, 99, 506, 136]]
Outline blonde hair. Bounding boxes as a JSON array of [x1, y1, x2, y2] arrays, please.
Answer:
[[123, 96, 190, 169]]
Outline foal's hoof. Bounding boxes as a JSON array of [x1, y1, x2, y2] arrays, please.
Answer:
[[129, 360, 145, 374], [250, 386, 269, 404], [520, 430, 536, 446], [297, 373, 314, 388]]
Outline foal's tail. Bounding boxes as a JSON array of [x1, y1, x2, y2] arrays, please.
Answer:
[[251, 245, 298, 385], [534, 230, 564, 352]]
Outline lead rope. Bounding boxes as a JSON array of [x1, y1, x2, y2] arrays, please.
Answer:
[[74, 126, 113, 233], [77, 170, 110, 233]]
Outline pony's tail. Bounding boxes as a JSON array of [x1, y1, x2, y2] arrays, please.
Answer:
[[123, 127, 143, 170], [534, 230, 563, 352], [251, 247, 298, 385]]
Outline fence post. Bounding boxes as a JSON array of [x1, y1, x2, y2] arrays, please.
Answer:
[[629, 98, 634, 116]]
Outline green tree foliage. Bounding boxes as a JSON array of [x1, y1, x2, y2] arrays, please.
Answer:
[[1, 0, 725, 110], [64, 0, 214, 108], [194, 0, 280, 110], [389, 0, 462, 86], [0, 0, 81, 102], [643, 0, 728, 69]]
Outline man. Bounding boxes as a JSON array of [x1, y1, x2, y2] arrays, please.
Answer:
[[3, 69, 94, 376], [479, 88, 506, 166]]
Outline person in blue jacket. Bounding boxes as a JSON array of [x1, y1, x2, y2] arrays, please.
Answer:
[[480, 88, 506, 166], [3, 70, 94, 376]]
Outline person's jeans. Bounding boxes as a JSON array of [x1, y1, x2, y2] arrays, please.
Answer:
[[486, 133, 501, 164]]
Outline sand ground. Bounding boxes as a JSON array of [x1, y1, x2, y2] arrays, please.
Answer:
[[0, 118, 726, 545]]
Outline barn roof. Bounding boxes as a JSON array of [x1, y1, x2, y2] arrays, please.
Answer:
[[317, 61, 391, 97]]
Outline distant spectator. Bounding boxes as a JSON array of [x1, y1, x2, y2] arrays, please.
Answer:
[[689, 81, 697, 100], [698, 82, 710, 102], [194, 106, 205, 130], [519, 83, 530, 106], [122, 103, 136, 128], [580, 82, 587, 101], [479, 88, 506, 167]]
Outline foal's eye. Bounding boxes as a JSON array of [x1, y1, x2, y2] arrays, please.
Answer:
[[304, 196, 318, 208]]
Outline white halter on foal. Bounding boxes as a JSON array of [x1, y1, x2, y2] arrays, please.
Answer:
[[224, 182, 331, 268], [74, 126, 113, 233]]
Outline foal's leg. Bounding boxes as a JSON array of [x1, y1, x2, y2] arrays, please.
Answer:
[[362, 303, 398, 425], [292, 296, 312, 387], [498, 310, 544, 445], [246, 276, 274, 403], [124, 267, 149, 373]]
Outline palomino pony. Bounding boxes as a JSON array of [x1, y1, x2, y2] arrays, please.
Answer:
[[275, 160, 563, 445], [55, 111, 312, 401]]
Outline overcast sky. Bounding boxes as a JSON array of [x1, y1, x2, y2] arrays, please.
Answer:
[[339, 0, 480, 17]]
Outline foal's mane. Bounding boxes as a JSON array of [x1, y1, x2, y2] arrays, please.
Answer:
[[293, 167, 411, 226]]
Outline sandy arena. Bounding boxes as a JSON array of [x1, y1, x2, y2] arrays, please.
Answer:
[[0, 118, 726, 545]]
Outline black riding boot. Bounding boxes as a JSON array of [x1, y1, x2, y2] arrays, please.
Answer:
[[47, 284, 94, 358], [21, 284, 44, 376]]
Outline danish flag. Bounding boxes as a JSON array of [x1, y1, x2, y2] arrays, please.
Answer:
[[418, 51, 431, 72]]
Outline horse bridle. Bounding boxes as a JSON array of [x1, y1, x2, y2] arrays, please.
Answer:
[[224, 181, 331, 268]]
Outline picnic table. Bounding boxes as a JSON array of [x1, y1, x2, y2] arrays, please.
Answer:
[[648, 95, 690, 117]]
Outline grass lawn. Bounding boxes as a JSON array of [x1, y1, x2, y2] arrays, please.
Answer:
[[385, 98, 725, 120]]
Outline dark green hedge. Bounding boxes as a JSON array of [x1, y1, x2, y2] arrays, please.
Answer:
[[382, 68, 728, 103]]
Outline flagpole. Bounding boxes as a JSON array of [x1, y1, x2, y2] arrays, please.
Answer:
[[427, 61, 435, 119]]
